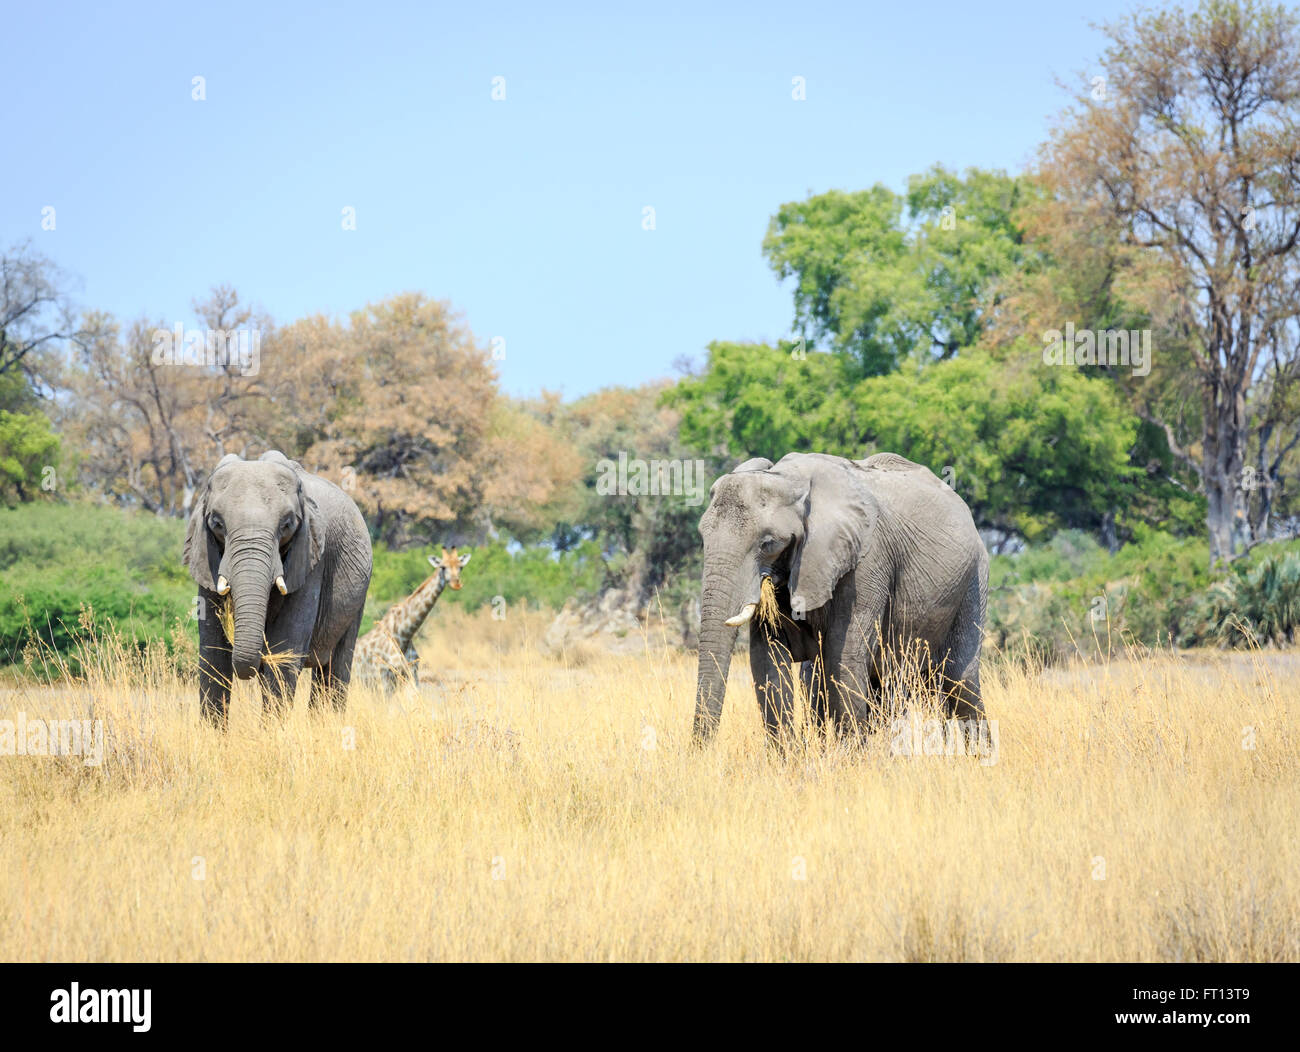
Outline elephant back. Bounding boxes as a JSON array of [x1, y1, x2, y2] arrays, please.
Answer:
[[856, 451, 923, 473]]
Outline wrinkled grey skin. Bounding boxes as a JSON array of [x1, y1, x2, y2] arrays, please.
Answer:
[[693, 451, 987, 743], [184, 451, 373, 726]]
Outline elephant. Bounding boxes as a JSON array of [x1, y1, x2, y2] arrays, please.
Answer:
[[183, 451, 373, 726], [692, 451, 988, 744]]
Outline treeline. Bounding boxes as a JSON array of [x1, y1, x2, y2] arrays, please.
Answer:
[[1, 263, 705, 613], [3, 0, 1300, 658]]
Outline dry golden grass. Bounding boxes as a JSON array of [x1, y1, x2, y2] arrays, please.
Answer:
[[1, 606, 1297, 961]]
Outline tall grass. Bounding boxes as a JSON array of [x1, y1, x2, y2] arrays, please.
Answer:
[[0, 606, 1296, 961]]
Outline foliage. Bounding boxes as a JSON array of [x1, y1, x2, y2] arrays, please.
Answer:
[[668, 342, 861, 458], [762, 167, 1035, 375], [989, 529, 1300, 662], [543, 382, 714, 605], [0, 239, 81, 384], [1187, 551, 1300, 648], [59, 288, 279, 516], [264, 293, 580, 546], [853, 349, 1140, 540], [669, 342, 1144, 540], [1034, 0, 1300, 561], [0, 503, 193, 670], [0, 408, 61, 505], [59, 289, 581, 545], [988, 530, 1107, 588], [0, 500, 189, 581], [0, 501, 607, 667], [0, 255, 67, 506], [988, 528, 1213, 664]]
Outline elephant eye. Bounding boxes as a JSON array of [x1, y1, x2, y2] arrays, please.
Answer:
[[280, 514, 297, 536], [760, 536, 779, 554], [208, 514, 225, 535]]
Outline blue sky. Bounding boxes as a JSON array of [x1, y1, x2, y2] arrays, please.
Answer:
[[3, 0, 1134, 398]]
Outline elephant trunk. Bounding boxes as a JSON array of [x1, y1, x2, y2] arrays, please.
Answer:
[[224, 530, 277, 680], [693, 565, 744, 743]]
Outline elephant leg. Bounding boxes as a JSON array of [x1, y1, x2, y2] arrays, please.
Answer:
[[313, 616, 361, 712], [750, 629, 798, 745], [827, 663, 876, 737], [801, 658, 830, 735], [821, 624, 877, 737], [819, 572, 890, 736], [258, 654, 302, 720], [941, 576, 985, 722], [197, 604, 232, 729]]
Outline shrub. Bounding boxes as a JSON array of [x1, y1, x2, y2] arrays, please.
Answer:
[[0, 502, 193, 673], [1187, 552, 1300, 648], [988, 528, 1211, 664]]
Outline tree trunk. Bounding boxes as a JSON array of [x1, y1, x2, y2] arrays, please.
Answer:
[[1203, 377, 1253, 565]]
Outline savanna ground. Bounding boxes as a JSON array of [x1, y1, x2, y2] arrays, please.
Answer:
[[1, 608, 1296, 962]]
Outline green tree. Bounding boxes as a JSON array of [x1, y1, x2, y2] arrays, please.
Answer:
[[1036, 0, 1300, 561], [548, 382, 708, 605], [668, 341, 861, 459], [851, 349, 1140, 541], [0, 405, 60, 505], [668, 342, 1143, 540], [0, 243, 72, 504], [762, 167, 1035, 375]]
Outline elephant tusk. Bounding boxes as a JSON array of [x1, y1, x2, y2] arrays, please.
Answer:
[[725, 603, 756, 627], [275, 575, 288, 595], [216, 575, 230, 596]]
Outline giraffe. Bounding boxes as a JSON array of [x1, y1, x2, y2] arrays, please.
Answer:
[[353, 546, 472, 690]]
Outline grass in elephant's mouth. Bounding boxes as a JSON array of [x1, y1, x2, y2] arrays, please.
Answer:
[[758, 575, 782, 631], [216, 596, 236, 646], [1, 606, 1297, 962], [213, 597, 302, 680]]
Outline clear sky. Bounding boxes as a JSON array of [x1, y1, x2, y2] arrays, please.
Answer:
[[3, 0, 1135, 398]]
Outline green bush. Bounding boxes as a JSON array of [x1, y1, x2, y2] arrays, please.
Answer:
[[988, 529, 1105, 589], [1187, 551, 1300, 648], [989, 529, 1300, 663], [10, 500, 1296, 674], [0, 501, 189, 581], [988, 528, 1212, 663], [0, 565, 192, 669], [0, 502, 194, 670]]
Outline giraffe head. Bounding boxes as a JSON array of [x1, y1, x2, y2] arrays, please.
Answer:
[[429, 546, 472, 590]]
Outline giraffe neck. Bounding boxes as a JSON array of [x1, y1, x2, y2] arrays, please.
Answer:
[[388, 570, 449, 650]]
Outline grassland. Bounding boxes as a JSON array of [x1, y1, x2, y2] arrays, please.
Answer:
[[1, 607, 1297, 961]]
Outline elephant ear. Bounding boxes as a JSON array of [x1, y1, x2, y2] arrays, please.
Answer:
[[780, 454, 877, 615], [281, 473, 325, 594], [183, 454, 241, 591]]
